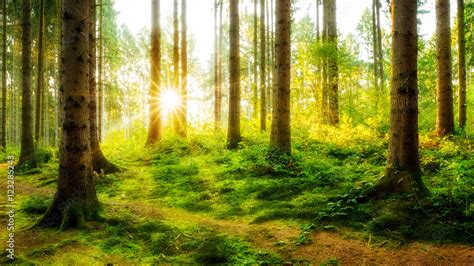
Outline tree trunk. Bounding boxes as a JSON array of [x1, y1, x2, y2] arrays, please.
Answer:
[[372, 0, 379, 94], [435, 0, 454, 136], [179, 0, 187, 137], [38, 0, 100, 229], [146, 0, 162, 145], [89, 0, 118, 174], [214, 0, 220, 128], [35, 0, 45, 146], [172, 0, 184, 136], [18, 0, 34, 168], [260, 0, 267, 131], [253, 0, 258, 118], [0, 0, 6, 150], [370, 0, 428, 198], [321, 0, 329, 123], [98, 0, 103, 141], [376, 0, 384, 91], [227, 0, 241, 149], [270, 0, 291, 154], [217, 0, 223, 127], [457, 0, 467, 129], [327, 0, 339, 125]]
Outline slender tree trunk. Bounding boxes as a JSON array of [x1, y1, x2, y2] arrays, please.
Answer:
[[270, 0, 291, 154], [1, 0, 6, 149], [217, 0, 223, 127], [98, 0, 103, 141], [376, 0, 384, 91], [316, 0, 320, 41], [227, 0, 241, 149], [260, 0, 266, 131], [172, 0, 183, 135], [146, 0, 162, 145], [179, 0, 187, 136], [435, 0, 454, 136], [38, 0, 100, 229], [372, 0, 379, 94], [327, 0, 339, 125], [253, 0, 258, 118], [35, 0, 45, 146], [18, 0, 34, 167], [214, 0, 220, 127], [370, 0, 428, 198], [457, 0, 467, 129], [89, 0, 118, 174], [321, 0, 329, 123]]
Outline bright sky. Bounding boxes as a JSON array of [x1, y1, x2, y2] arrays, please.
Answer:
[[114, 0, 458, 65]]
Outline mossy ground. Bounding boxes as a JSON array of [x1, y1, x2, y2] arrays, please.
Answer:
[[1, 123, 473, 264]]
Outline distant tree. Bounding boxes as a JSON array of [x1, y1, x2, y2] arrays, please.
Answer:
[[327, 0, 339, 125], [179, 0, 187, 136], [172, 0, 185, 136], [260, 0, 267, 131], [227, 0, 241, 149], [435, 0, 454, 136], [270, 0, 291, 154], [35, 0, 45, 146], [18, 0, 34, 168], [370, 0, 429, 197], [253, 0, 258, 117], [38, 0, 100, 229], [146, 0, 162, 145], [457, 0, 467, 129], [0, 0, 6, 150]]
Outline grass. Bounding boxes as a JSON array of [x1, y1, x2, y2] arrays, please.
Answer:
[[2, 123, 474, 263]]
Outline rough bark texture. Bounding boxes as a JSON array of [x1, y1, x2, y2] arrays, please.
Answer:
[[457, 0, 467, 129], [327, 0, 339, 125], [18, 0, 34, 168], [35, 0, 45, 145], [146, 0, 162, 145], [435, 0, 454, 136], [1, 0, 6, 149], [260, 0, 267, 132], [89, 0, 119, 174], [270, 0, 291, 154], [38, 0, 100, 229], [227, 0, 241, 149], [179, 0, 187, 137], [370, 0, 429, 198]]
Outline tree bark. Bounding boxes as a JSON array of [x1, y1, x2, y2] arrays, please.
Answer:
[[253, 0, 258, 118], [270, 0, 291, 154], [38, 0, 100, 229], [214, 0, 220, 128], [18, 0, 34, 168], [327, 0, 339, 125], [227, 0, 241, 149], [435, 0, 454, 136], [372, 0, 379, 94], [179, 0, 187, 137], [370, 0, 428, 198], [376, 0, 384, 91], [321, 0, 329, 123], [89, 0, 119, 174], [35, 0, 45, 146], [457, 0, 467, 129], [260, 0, 267, 131], [146, 0, 162, 145], [98, 0, 103, 141], [0, 0, 6, 149]]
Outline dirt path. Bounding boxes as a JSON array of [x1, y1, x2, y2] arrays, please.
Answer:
[[5, 172, 474, 265]]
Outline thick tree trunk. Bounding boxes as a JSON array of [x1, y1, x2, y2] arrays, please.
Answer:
[[18, 0, 34, 168], [38, 0, 100, 229], [260, 0, 267, 131], [89, 0, 118, 174], [370, 0, 428, 198], [270, 0, 291, 154], [327, 0, 339, 125], [227, 0, 241, 149], [435, 0, 454, 136], [1, 0, 6, 149], [146, 0, 162, 145], [457, 0, 467, 129], [179, 0, 187, 137], [35, 0, 45, 146]]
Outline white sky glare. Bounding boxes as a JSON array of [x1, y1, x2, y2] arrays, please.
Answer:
[[114, 0, 457, 65]]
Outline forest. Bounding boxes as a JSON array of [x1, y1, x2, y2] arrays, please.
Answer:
[[0, 0, 474, 264]]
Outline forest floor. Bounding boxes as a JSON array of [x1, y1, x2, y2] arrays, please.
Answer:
[[1, 125, 474, 264]]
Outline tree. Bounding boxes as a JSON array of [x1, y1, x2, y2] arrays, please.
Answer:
[[253, 0, 258, 117], [435, 0, 454, 136], [18, 0, 34, 168], [227, 0, 241, 149], [172, 0, 185, 136], [97, 0, 104, 141], [146, 0, 161, 145], [370, 0, 428, 197], [35, 0, 45, 146], [0, 0, 6, 150], [38, 0, 100, 229], [214, 0, 223, 128], [89, 0, 118, 174], [327, 0, 339, 125], [457, 0, 467, 129], [270, 0, 291, 154], [179, 0, 187, 137], [260, 0, 267, 131]]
